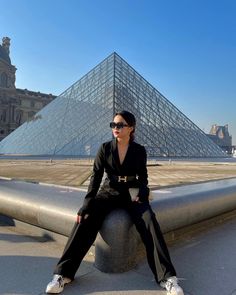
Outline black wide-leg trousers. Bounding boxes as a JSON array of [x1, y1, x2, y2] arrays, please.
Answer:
[[54, 196, 176, 283]]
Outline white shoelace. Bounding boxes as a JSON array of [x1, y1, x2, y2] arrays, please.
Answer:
[[165, 279, 177, 291], [52, 275, 64, 287]]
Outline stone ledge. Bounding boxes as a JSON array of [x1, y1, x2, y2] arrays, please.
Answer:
[[1, 178, 236, 272]]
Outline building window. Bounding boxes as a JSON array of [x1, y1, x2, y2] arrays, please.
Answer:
[[0, 109, 7, 122], [30, 100, 35, 108], [16, 110, 23, 125], [28, 111, 36, 121], [0, 73, 8, 87]]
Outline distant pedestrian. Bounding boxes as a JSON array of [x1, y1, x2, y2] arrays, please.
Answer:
[[46, 110, 184, 295]]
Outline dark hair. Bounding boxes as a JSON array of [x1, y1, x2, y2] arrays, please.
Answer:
[[114, 110, 136, 142]]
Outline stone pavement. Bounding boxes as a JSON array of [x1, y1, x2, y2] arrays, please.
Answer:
[[0, 210, 236, 295], [1, 158, 236, 189]]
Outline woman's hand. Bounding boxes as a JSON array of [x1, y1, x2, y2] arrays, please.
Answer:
[[133, 196, 140, 202], [77, 214, 89, 223]]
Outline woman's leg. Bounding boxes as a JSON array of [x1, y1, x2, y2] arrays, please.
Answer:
[[127, 202, 176, 283], [54, 198, 115, 280]]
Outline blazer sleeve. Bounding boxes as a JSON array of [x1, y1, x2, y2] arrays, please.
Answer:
[[78, 144, 105, 216], [137, 146, 150, 202]]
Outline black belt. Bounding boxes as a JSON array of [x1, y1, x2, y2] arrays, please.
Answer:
[[110, 175, 137, 183]]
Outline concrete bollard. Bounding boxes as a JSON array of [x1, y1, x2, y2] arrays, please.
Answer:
[[94, 209, 140, 273]]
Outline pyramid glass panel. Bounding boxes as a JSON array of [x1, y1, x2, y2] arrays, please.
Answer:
[[0, 53, 226, 157]]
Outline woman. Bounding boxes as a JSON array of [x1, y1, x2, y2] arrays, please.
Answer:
[[46, 110, 184, 295]]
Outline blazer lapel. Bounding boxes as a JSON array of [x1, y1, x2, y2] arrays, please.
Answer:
[[111, 139, 121, 172], [121, 141, 134, 170]]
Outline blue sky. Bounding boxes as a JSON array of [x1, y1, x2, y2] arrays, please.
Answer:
[[1, 0, 236, 144]]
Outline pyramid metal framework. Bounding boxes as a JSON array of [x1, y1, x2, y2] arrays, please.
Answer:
[[0, 52, 226, 157]]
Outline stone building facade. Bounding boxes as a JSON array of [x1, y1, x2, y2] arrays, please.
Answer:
[[0, 37, 56, 141], [207, 124, 232, 154]]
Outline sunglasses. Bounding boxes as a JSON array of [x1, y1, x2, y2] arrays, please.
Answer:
[[109, 122, 129, 129]]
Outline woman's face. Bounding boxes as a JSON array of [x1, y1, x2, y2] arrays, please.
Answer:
[[112, 115, 133, 141]]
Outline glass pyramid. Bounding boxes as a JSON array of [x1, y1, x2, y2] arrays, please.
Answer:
[[0, 52, 226, 157]]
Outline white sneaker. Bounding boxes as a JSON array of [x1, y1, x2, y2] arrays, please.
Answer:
[[160, 276, 184, 295], [45, 275, 72, 294]]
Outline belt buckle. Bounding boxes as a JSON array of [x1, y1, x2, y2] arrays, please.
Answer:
[[118, 176, 127, 182]]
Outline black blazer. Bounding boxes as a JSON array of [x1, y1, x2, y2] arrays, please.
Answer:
[[79, 139, 149, 215]]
